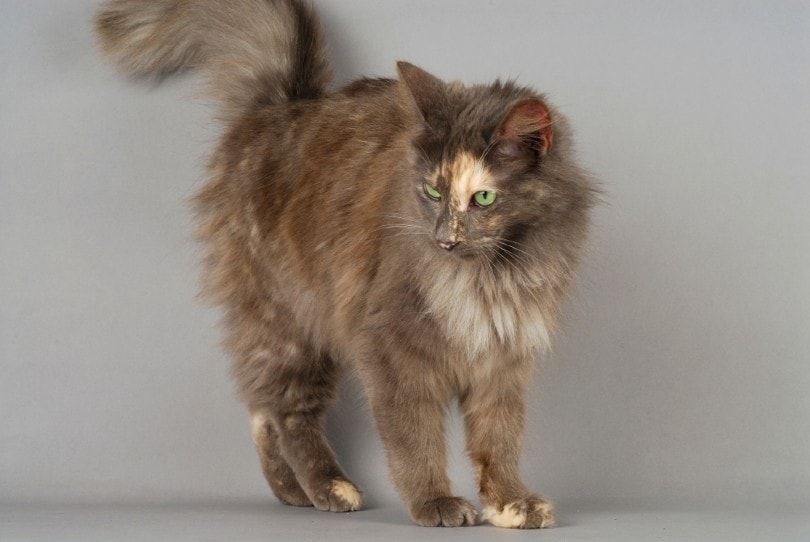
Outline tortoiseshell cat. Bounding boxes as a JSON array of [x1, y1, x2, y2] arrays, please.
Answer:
[[95, 0, 595, 528]]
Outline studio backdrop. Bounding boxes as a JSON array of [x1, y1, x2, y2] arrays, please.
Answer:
[[1, 0, 809, 511]]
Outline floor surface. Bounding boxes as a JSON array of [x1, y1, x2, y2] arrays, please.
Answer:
[[2, 501, 808, 541]]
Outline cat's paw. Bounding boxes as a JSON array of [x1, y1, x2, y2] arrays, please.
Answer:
[[310, 479, 363, 512], [482, 495, 555, 529], [410, 496, 478, 527]]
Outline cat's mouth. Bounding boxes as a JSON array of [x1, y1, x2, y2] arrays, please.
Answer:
[[435, 241, 481, 261]]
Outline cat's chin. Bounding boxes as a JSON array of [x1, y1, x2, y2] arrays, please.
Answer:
[[438, 244, 492, 262], [439, 247, 478, 261]]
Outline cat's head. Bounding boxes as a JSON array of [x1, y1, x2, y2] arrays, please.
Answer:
[[397, 62, 589, 263]]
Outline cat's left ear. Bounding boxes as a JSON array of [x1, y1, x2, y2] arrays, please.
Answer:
[[397, 61, 446, 121], [495, 99, 554, 158]]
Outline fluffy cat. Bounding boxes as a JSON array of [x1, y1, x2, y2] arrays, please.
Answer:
[[95, 0, 595, 529]]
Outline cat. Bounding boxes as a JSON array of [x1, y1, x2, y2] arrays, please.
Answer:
[[95, 0, 595, 529]]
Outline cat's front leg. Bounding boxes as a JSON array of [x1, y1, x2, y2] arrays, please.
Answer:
[[461, 365, 556, 529], [363, 363, 477, 527]]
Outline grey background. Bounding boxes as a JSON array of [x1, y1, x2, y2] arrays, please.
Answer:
[[2, 1, 809, 539]]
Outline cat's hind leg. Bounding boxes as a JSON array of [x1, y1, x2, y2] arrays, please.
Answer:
[[249, 410, 312, 507], [237, 342, 362, 512]]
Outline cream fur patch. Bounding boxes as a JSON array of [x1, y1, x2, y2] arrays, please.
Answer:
[[249, 412, 268, 446], [331, 480, 362, 511], [482, 500, 555, 529], [482, 503, 526, 528], [424, 261, 551, 358], [426, 265, 491, 357], [445, 152, 496, 213]]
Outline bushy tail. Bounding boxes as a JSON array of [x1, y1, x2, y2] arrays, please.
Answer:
[[95, 0, 331, 120]]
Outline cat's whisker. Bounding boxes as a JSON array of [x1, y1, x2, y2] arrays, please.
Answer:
[[369, 231, 428, 239], [477, 138, 498, 165], [368, 230, 429, 242], [380, 212, 421, 220], [505, 258, 547, 307], [495, 240, 538, 271], [368, 224, 426, 232], [495, 237, 535, 259], [378, 214, 426, 227], [489, 242, 543, 301], [495, 245, 530, 270], [478, 252, 498, 287], [503, 252, 539, 287], [372, 230, 422, 236], [367, 230, 430, 243], [369, 224, 423, 233]]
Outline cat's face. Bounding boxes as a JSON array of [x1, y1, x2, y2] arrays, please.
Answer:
[[401, 62, 556, 262], [415, 149, 509, 257], [414, 146, 549, 262]]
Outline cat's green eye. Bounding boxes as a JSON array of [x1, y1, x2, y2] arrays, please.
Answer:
[[424, 183, 442, 201], [473, 190, 497, 207]]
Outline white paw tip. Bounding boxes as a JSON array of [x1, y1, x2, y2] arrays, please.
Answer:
[[482, 503, 527, 528], [331, 480, 362, 511], [482, 500, 555, 529]]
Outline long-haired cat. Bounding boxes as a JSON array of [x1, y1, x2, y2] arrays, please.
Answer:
[[95, 0, 595, 529]]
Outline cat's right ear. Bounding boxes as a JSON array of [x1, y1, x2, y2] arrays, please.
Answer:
[[397, 61, 446, 122]]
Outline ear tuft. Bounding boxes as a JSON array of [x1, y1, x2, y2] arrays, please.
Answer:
[[396, 61, 446, 120], [496, 99, 554, 157]]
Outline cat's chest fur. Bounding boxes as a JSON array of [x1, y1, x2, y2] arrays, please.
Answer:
[[418, 256, 552, 360]]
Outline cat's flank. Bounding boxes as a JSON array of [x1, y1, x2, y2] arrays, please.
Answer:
[[95, 0, 595, 529]]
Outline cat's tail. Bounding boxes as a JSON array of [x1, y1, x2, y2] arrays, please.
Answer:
[[94, 0, 331, 120]]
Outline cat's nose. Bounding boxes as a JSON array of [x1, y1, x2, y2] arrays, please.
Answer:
[[438, 240, 459, 251]]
